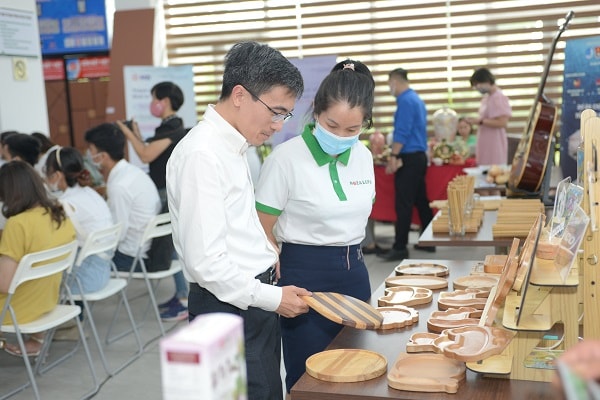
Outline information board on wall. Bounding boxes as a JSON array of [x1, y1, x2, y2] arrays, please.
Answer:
[[122, 65, 197, 169], [0, 7, 39, 57], [560, 35, 600, 181], [36, 0, 109, 55]]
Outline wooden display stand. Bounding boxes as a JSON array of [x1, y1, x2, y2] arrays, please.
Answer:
[[467, 109, 600, 382], [468, 258, 578, 382], [581, 109, 600, 339]]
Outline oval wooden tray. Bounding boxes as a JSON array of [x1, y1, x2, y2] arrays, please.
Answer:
[[306, 349, 387, 383], [395, 263, 449, 277], [301, 292, 383, 330], [437, 289, 490, 310], [385, 275, 448, 290], [376, 306, 419, 330], [378, 286, 433, 307], [453, 275, 498, 291], [387, 352, 465, 394], [427, 307, 481, 333]]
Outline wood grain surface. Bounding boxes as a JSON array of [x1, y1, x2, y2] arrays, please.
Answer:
[[301, 292, 384, 330], [387, 352, 466, 393], [394, 263, 449, 277], [306, 349, 387, 383], [385, 275, 448, 290]]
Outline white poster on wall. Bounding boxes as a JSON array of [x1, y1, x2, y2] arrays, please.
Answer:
[[270, 55, 337, 147], [123, 65, 197, 169]]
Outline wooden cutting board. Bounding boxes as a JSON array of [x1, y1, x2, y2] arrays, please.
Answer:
[[387, 353, 465, 393], [301, 292, 383, 330], [395, 263, 449, 277], [306, 349, 387, 382]]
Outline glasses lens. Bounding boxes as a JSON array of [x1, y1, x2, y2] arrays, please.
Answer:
[[274, 112, 293, 123]]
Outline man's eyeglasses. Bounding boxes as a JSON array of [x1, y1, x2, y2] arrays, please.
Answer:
[[241, 85, 293, 123]]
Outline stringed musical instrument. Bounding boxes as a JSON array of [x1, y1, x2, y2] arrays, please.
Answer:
[[508, 11, 574, 193]]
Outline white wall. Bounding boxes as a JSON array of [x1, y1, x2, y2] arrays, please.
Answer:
[[0, 0, 164, 136], [0, 0, 49, 135]]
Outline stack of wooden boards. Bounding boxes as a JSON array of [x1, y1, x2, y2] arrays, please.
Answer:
[[492, 199, 545, 238]]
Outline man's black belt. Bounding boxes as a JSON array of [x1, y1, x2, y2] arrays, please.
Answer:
[[255, 266, 276, 285]]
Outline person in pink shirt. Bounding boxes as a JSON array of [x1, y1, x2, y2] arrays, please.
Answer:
[[466, 68, 512, 166]]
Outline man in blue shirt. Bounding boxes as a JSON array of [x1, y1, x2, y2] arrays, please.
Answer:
[[380, 68, 434, 261]]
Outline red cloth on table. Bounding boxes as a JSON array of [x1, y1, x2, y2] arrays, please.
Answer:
[[370, 161, 473, 225]]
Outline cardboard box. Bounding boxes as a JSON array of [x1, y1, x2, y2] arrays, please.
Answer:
[[160, 313, 246, 400]]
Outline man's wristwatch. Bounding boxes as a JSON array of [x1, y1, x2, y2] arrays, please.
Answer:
[[391, 153, 400, 158]]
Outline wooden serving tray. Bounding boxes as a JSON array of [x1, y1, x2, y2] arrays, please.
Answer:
[[376, 306, 419, 330], [437, 289, 490, 310], [406, 332, 445, 353], [453, 275, 498, 291], [385, 275, 448, 290], [395, 263, 449, 277], [406, 326, 514, 363], [378, 286, 433, 307], [301, 292, 383, 330], [387, 352, 465, 394], [427, 307, 481, 333], [306, 349, 387, 383]]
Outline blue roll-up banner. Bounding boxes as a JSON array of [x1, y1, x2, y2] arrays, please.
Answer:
[[561, 35, 600, 182]]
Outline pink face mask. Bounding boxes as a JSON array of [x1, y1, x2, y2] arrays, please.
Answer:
[[150, 100, 166, 118]]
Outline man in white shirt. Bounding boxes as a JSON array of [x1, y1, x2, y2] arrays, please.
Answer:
[[166, 41, 311, 400], [85, 123, 161, 271]]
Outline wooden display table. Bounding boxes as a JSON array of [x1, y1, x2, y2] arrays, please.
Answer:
[[291, 259, 559, 400], [418, 211, 514, 248]]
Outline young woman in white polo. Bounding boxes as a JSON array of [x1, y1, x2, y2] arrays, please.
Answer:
[[255, 59, 376, 393]]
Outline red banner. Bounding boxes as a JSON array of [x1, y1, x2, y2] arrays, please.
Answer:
[[66, 56, 110, 80], [42, 59, 65, 81]]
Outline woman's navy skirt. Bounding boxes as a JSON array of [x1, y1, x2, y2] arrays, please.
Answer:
[[278, 242, 371, 392]]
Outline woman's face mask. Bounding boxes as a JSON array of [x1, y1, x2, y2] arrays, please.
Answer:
[[150, 99, 166, 118], [86, 149, 103, 170], [313, 121, 360, 155]]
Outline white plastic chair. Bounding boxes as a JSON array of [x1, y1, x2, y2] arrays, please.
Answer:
[[108, 213, 182, 343], [68, 223, 143, 376], [0, 241, 98, 400]]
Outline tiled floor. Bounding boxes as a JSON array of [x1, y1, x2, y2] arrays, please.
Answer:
[[0, 223, 495, 399]]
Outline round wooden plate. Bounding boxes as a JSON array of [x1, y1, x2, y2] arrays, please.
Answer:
[[306, 349, 387, 383], [385, 275, 448, 290], [453, 275, 498, 291], [395, 263, 449, 277]]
